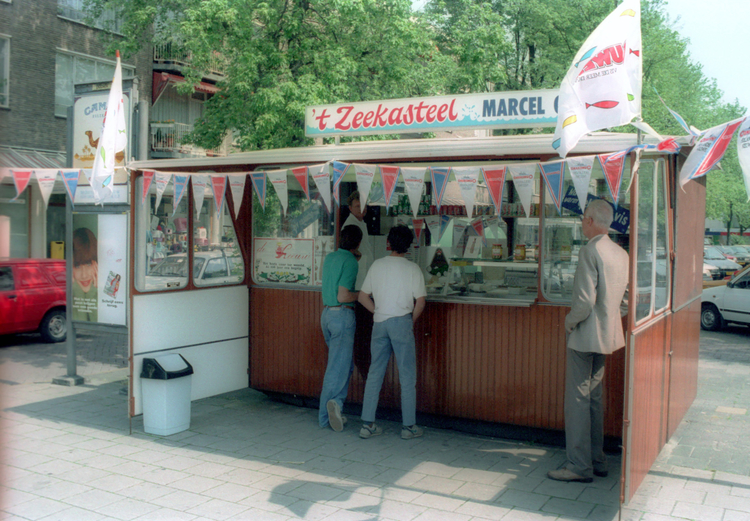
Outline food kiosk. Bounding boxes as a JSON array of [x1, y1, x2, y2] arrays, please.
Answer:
[[127, 93, 704, 504]]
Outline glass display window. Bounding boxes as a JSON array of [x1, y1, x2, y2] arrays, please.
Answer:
[[541, 157, 632, 304]]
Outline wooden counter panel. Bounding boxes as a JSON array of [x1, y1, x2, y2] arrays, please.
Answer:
[[249, 289, 624, 435], [667, 300, 700, 438]]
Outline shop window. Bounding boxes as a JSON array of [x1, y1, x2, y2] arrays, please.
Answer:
[[541, 159, 631, 304], [635, 159, 669, 322], [57, 0, 123, 33], [0, 35, 8, 107], [252, 169, 334, 286], [55, 51, 134, 117], [134, 175, 244, 292]]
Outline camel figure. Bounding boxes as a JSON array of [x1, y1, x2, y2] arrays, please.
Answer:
[[84, 131, 125, 163]]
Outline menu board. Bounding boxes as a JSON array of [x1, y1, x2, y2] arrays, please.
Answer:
[[253, 238, 314, 285]]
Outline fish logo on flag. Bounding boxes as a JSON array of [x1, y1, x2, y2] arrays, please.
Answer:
[[598, 153, 627, 208], [61, 170, 81, 206], [141, 170, 155, 205], [89, 51, 127, 204], [552, 0, 641, 157], [331, 161, 350, 207], [430, 167, 451, 212], [679, 117, 746, 188], [11, 170, 32, 201], [291, 166, 310, 200], [210, 175, 227, 218], [482, 166, 506, 216], [380, 165, 400, 211], [539, 160, 566, 215], [172, 175, 188, 216], [250, 171, 267, 212], [228, 174, 247, 217], [310, 163, 332, 213]]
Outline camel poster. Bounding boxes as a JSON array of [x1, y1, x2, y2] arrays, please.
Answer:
[[72, 90, 131, 185]]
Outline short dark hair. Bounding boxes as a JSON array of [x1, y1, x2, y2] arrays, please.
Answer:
[[339, 225, 363, 251], [73, 227, 97, 267], [347, 191, 360, 207], [388, 225, 413, 254]]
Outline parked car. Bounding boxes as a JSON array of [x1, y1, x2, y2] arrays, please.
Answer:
[[145, 250, 244, 291], [703, 246, 741, 278], [701, 264, 750, 330], [0, 258, 67, 342], [718, 245, 750, 266]]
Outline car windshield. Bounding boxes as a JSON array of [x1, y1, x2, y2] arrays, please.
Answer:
[[704, 247, 726, 260], [149, 256, 205, 277]]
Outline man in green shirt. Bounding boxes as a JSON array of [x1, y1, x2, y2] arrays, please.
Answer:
[[319, 225, 362, 431]]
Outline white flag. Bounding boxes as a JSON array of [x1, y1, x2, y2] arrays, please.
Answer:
[[310, 163, 332, 213], [552, 0, 641, 158], [154, 171, 172, 211], [354, 164, 377, 207], [34, 170, 58, 209], [192, 174, 209, 217], [267, 169, 289, 216], [229, 174, 247, 216], [452, 166, 481, 218], [401, 167, 426, 218], [566, 156, 595, 213], [736, 116, 750, 201], [508, 164, 537, 218], [89, 51, 127, 203]]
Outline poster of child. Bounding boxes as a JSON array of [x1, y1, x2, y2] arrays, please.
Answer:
[[72, 217, 99, 322]]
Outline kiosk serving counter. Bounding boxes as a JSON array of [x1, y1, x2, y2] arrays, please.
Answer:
[[128, 131, 704, 503]]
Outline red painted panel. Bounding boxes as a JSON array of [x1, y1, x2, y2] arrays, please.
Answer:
[[668, 300, 700, 438]]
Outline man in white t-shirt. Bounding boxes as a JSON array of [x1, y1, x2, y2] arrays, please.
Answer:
[[357, 225, 427, 440], [343, 191, 373, 290]]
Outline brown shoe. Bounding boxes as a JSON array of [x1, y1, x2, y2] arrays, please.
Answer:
[[547, 468, 593, 483]]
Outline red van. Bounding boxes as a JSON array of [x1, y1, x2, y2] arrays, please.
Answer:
[[0, 259, 67, 342]]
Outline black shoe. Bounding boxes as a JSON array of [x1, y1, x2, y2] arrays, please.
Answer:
[[594, 469, 609, 478]]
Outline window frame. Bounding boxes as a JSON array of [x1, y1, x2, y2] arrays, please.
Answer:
[[57, 0, 123, 34], [0, 34, 9, 108]]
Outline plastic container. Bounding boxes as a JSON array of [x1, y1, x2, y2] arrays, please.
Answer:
[[140, 354, 194, 436]]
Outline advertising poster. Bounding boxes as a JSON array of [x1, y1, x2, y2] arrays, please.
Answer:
[[71, 213, 128, 326], [253, 238, 314, 285]]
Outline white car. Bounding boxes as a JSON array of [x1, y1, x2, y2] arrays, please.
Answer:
[[701, 266, 750, 330], [146, 251, 244, 290]]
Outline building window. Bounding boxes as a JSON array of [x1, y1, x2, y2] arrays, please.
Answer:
[[55, 51, 135, 117], [57, 0, 122, 33], [0, 36, 9, 108]]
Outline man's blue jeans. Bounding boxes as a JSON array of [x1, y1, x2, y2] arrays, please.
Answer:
[[361, 314, 417, 426], [319, 306, 356, 428]]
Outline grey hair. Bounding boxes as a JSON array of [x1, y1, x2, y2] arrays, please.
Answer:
[[585, 199, 614, 229]]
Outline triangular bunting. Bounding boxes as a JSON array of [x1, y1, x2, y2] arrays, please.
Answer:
[[508, 163, 537, 218], [738, 117, 750, 202], [452, 221, 466, 251], [331, 161, 349, 207], [597, 153, 626, 208], [482, 166, 506, 216], [566, 156, 595, 213], [34, 170, 58, 209], [452, 166, 481, 218], [267, 169, 289, 216], [228, 174, 247, 217], [172, 175, 188, 216], [310, 163, 332, 213], [471, 217, 487, 246], [291, 166, 310, 200], [424, 215, 440, 242], [439, 215, 451, 241], [412, 218, 425, 246], [11, 170, 32, 201], [430, 167, 451, 212], [354, 164, 376, 206], [154, 171, 172, 211], [539, 160, 566, 215], [380, 165, 400, 211], [61, 170, 81, 207], [141, 170, 155, 205], [680, 117, 745, 188], [401, 167, 426, 218], [250, 171, 267, 212], [192, 174, 210, 217], [210, 175, 227, 218]]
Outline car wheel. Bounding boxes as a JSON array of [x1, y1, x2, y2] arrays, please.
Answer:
[[40, 309, 66, 343], [700, 304, 724, 331]]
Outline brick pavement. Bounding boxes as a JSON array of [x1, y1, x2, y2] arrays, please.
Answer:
[[0, 327, 749, 520]]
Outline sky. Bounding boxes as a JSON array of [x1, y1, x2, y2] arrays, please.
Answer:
[[411, 0, 749, 112]]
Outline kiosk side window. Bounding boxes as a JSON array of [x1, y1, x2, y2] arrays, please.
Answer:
[[134, 175, 245, 292], [251, 170, 334, 287], [541, 159, 631, 304], [635, 159, 670, 322]]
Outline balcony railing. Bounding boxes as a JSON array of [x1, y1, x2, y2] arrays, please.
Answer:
[[150, 122, 229, 157], [153, 43, 226, 76]]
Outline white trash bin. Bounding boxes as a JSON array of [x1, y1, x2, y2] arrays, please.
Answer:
[[140, 354, 194, 436]]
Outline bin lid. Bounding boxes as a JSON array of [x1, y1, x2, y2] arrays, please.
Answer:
[[140, 354, 194, 380]]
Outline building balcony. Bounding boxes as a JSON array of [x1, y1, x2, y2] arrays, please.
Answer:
[[150, 122, 229, 158], [153, 43, 226, 78]]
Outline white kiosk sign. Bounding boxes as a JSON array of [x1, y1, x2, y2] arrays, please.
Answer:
[[305, 89, 559, 137], [253, 238, 314, 285]]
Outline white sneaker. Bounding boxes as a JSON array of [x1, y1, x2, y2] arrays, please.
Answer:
[[401, 425, 424, 440], [359, 423, 383, 439], [327, 400, 344, 432]]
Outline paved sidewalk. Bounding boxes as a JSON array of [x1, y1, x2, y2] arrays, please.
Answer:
[[1, 327, 749, 520]]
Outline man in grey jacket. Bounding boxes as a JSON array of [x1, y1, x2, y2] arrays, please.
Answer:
[[548, 199, 629, 483]]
